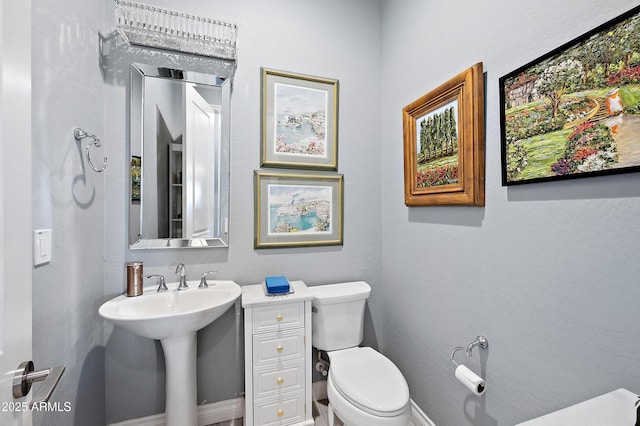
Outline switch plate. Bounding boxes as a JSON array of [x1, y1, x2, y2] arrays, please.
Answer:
[[33, 229, 52, 266]]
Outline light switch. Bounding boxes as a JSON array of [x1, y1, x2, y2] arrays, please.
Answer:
[[33, 229, 52, 266]]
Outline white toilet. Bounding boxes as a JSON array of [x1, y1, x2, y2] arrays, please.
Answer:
[[310, 281, 412, 426]]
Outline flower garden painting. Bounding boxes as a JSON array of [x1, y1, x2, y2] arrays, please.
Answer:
[[415, 100, 460, 187], [500, 6, 640, 185], [274, 83, 327, 158]]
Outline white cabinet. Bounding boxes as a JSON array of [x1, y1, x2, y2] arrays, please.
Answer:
[[242, 281, 314, 426]]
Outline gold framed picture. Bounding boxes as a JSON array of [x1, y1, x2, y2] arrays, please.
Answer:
[[254, 170, 343, 249], [261, 68, 339, 170], [402, 63, 485, 206]]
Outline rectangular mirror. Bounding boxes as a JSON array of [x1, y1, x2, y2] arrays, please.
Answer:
[[129, 63, 230, 248]]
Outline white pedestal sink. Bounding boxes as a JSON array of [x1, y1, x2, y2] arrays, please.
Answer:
[[99, 280, 241, 426]]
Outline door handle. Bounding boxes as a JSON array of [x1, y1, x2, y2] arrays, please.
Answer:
[[13, 361, 65, 408]]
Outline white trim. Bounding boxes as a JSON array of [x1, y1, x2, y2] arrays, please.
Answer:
[[107, 397, 244, 426], [107, 392, 436, 426], [409, 399, 437, 426]]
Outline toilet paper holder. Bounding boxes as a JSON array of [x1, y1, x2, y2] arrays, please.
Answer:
[[450, 335, 488, 366]]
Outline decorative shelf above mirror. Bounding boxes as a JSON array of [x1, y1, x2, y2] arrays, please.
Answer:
[[115, 0, 238, 60]]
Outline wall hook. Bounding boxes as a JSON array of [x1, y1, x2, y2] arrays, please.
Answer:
[[74, 128, 107, 173]]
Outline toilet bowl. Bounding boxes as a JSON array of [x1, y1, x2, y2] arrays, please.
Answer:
[[310, 282, 411, 426], [326, 347, 412, 425]]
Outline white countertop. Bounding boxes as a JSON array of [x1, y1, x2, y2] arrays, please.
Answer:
[[241, 280, 314, 307], [516, 388, 639, 425]]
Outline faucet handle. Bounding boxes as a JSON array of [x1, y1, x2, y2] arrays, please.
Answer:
[[147, 274, 168, 292], [199, 271, 217, 288]]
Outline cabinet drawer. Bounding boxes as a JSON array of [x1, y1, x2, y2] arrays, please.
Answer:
[[254, 391, 305, 426], [255, 361, 304, 398], [253, 330, 305, 365], [253, 303, 304, 332]]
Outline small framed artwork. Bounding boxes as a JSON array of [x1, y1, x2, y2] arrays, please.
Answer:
[[131, 156, 141, 202], [254, 170, 343, 249], [261, 68, 339, 170], [500, 5, 640, 186], [402, 63, 485, 206]]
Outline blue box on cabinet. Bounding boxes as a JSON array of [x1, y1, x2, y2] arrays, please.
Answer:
[[265, 276, 290, 294]]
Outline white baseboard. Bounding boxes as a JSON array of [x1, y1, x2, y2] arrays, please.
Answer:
[[108, 397, 244, 426], [409, 399, 437, 426], [108, 387, 435, 426]]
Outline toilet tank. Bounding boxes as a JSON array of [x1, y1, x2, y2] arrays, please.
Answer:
[[310, 281, 371, 351]]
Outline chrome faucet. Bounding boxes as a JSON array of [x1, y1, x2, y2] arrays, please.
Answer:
[[147, 274, 168, 292], [175, 263, 188, 290], [199, 271, 217, 288]]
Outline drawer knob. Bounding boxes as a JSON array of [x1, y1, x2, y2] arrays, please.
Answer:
[[277, 345, 283, 353], [277, 377, 284, 385], [277, 409, 284, 417], [276, 314, 283, 322]]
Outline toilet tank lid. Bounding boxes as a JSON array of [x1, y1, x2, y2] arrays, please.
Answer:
[[310, 281, 371, 304]]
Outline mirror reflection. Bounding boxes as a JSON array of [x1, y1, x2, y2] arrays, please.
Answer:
[[129, 63, 230, 248]]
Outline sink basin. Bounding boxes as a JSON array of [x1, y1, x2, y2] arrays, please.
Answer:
[[99, 280, 241, 426], [99, 280, 241, 340]]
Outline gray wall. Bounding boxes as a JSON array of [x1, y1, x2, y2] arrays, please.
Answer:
[[380, 1, 640, 425], [102, 0, 383, 423], [31, 0, 106, 424], [30, 0, 640, 425]]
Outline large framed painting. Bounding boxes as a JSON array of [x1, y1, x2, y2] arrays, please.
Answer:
[[402, 63, 485, 206], [254, 170, 343, 249], [261, 68, 339, 170], [500, 5, 640, 186]]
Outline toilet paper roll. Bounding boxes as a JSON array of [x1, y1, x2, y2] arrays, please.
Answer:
[[455, 364, 486, 395]]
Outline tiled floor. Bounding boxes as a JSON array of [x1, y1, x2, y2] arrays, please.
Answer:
[[313, 398, 344, 426], [208, 398, 344, 426]]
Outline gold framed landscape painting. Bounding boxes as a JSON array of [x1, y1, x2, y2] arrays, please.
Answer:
[[261, 68, 339, 171], [402, 63, 485, 206], [254, 170, 343, 249], [500, 5, 640, 185]]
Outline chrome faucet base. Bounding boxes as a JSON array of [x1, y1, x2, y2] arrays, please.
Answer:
[[176, 263, 188, 290], [199, 271, 217, 288], [148, 274, 168, 292]]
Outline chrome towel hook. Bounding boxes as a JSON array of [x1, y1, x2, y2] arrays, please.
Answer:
[[74, 128, 107, 173]]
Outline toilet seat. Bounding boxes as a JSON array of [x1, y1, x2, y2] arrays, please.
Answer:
[[328, 347, 410, 417]]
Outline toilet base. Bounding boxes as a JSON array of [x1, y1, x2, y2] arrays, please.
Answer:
[[327, 376, 412, 426], [328, 402, 337, 426]]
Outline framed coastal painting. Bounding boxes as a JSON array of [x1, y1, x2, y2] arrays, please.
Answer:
[[402, 63, 485, 206], [500, 5, 640, 186], [261, 68, 339, 170], [254, 170, 343, 249]]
